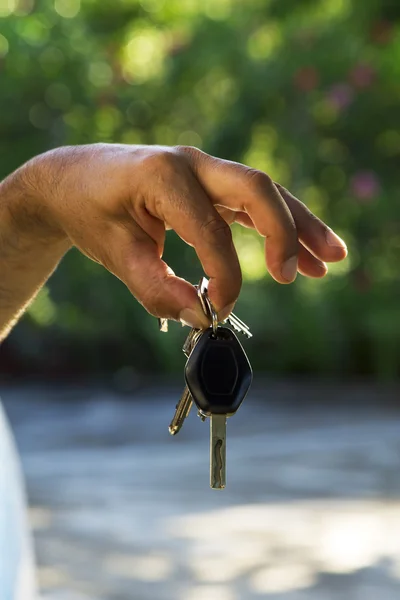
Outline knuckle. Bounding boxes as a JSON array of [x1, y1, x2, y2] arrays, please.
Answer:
[[200, 216, 233, 246], [174, 145, 200, 161], [138, 275, 177, 319], [174, 145, 206, 174], [141, 148, 182, 175], [275, 217, 297, 245], [245, 168, 274, 191], [140, 281, 163, 316]]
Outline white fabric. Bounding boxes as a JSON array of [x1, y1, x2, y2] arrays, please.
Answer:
[[0, 403, 36, 600]]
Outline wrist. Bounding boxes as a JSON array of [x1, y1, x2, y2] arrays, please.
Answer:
[[0, 154, 70, 248]]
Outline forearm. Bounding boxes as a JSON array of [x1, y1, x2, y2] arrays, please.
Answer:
[[0, 163, 71, 341]]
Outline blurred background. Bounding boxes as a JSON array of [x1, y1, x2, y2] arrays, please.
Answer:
[[1, 0, 400, 598]]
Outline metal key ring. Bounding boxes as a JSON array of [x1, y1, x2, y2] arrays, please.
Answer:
[[197, 284, 208, 320], [203, 294, 219, 336], [197, 278, 219, 335]]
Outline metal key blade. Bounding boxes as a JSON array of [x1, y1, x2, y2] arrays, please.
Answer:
[[225, 313, 252, 338], [182, 328, 201, 357], [210, 414, 227, 489], [169, 328, 203, 437], [158, 318, 169, 333], [169, 386, 193, 435]]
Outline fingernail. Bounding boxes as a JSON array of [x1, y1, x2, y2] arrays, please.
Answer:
[[179, 307, 209, 329], [218, 302, 235, 322], [326, 229, 347, 248], [319, 262, 328, 274], [281, 256, 298, 282], [314, 262, 328, 277]]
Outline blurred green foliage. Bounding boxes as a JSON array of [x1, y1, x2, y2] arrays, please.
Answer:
[[1, 0, 400, 379]]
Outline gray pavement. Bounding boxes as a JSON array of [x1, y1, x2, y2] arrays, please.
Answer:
[[3, 380, 400, 600]]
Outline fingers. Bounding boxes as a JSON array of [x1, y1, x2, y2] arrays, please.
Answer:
[[217, 207, 329, 278], [233, 212, 255, 229], [156, 168, 242, 315], [275, 183, 347, 263], [216, 206, 255, 229], [97, 221, 211, 328], [183, 148, 299, 283], [298, 244, 328, 278]]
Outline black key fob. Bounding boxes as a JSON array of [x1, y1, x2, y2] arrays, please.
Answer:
[[185, 326, 252, 416]]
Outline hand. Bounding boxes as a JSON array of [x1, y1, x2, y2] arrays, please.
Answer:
[[26, 144, 347, 328]]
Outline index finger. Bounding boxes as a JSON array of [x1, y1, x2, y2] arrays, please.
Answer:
[[182, 147, 299, 283], [157, 166, 242, 317]]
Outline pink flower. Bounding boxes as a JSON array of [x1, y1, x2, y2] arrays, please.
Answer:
[[328, 83, 354, 110], [350, 171, 380, 202]]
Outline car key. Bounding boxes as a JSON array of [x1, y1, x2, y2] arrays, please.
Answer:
[[169, 386, 193, 435], [169, 327, 202, 435], [169, 278, 224, 436], [210, 413, 227, 489], [185, 325, 253, 489], [164, 277, 252, 441]]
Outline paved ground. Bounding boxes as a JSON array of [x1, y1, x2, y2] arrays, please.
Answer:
[[3, 380, 400, 600]]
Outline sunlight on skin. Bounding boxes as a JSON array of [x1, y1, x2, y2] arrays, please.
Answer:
[[167, 500, 400, 594], [325, 244, 352, 276]]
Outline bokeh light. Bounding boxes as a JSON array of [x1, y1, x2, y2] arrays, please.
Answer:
[[54, 0, 80, 19], [247, 24, 282, 61], [0, 0, 17, 17], [122, 27, 167, 83], [27, 287, 57, 327]]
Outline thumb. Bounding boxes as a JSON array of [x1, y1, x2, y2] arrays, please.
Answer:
[[101, 222, 210, 329]]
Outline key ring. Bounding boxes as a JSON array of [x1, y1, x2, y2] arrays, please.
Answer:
[[197, 277, 218, 336], [204, 295, 219, 336], [160, 277, 219, 335]]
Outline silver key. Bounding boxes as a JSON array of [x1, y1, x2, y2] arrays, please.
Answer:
[[197, 277, 252, 339], [225, 313, 252, 338], [169, 386, 193, 435], [210, 414, 227, 489], [166, 277, 252, 438], [158, 318, 169, 333], [169, 327, 202, 435], [182, 327, 202, 357]]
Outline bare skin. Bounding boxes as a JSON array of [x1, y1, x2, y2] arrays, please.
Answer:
[[0, 143, 347, 341]]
